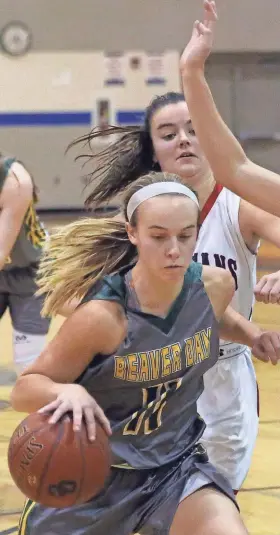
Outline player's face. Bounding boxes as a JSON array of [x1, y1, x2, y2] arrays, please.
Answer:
[[150, 101, 210, 187], [127, 194, 198, 283]]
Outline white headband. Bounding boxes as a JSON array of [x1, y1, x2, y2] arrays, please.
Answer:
[[126, 182, 199, 221]]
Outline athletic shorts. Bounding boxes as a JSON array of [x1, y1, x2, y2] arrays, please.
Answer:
[[18, 444, 237, 535], [197, 348, 258, 490], [0, 265, 50, 335]]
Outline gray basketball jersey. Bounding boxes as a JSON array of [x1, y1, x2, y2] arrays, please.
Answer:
[[0, 156, 47, 270], [79, 261, 219, 470]]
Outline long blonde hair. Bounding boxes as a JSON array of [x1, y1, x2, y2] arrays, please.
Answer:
[[37, 172, 197, 316]]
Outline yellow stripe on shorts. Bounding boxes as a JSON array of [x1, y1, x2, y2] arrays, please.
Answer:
[[18, 499, 36, 535]]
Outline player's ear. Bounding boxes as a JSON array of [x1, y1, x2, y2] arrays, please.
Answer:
[[126, 222, 138, 246]]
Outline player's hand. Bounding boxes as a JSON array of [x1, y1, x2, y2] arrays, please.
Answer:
[[252, 331, 280, 365], [38, 384, 112, 442], [180, 0, 218, 73], [254, 271, 280, 304]]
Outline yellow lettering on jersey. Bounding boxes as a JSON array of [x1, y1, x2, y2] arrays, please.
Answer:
[[126, 354, 138, 381], [149, 349, 161, 380], [144, 397, 167, 435], [24, 203, 46, 249], [200, 327, 211, 357], [114, 356, 127, 379], [161, 346, 171, 377], [193, 332, 205, 364], [123, 409, 146, 435], [137, 352, 150, 382], [185, 337, 194, 367], [170, 343, 182, 373]]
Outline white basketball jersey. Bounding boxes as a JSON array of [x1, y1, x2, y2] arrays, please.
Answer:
[[193, 187, 258, 359]]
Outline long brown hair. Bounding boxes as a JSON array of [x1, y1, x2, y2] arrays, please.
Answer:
[[67, 92, 185, 208], [37, 171, 196, 316]]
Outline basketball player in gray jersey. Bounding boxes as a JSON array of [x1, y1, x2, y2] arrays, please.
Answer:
[[0, 155, 50, 373], [12, 172, 280, 535]]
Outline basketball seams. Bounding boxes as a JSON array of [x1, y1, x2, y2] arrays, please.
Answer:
[[36, 420, 65, 503], [8, 416, 51, 462], [75, 427, 86, 505], [9, 414, 111, 507]]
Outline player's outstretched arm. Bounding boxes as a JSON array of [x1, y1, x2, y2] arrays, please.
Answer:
[[180, 0, 280, 217]]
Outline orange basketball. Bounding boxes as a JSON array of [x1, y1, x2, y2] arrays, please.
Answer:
[[8, 412, 111, 508]]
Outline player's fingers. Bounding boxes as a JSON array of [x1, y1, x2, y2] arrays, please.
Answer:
[[254, 277, 267, 294], [204, 0, 218, 28], [255, 280, 271, 304], [48, 402, 70, 424], [72, 404, 83, 432], [197, 22, 212, 35], [210, 1, 218, 19], [37, 398, 62, 414], [252, 347, 270, 363], [251, 340, 270, 362], [94, 404, 112, 436], [267, 332, 280, 363], [268, 281, 280, 304], [192, 20, 200, 38], [83, 407, 96, 442], [254, 336, 278, 365]]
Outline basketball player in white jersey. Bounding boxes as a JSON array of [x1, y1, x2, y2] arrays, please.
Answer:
[[146, 96, 280, 491], [66, 86, 280, 491]]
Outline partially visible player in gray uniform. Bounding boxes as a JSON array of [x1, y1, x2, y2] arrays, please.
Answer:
[[0, 155, 50, 373], [12, 172, 278, 535]]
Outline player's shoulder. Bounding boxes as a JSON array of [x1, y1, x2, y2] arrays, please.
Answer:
[[0, 161, 33, 205], [72, 298, 127, 355], [202, 265, 233, 290], [82, 266, 130, 307]]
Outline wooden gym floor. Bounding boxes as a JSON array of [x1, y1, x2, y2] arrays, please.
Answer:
[[0, 224, 280, 535]]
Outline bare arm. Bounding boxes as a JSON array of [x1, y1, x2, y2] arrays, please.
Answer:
[[180, 1, 280, 218], [239, 199, 280, 250], [218, 306, 261, 348], [202, 265, 280, 363], [11, 300, 126, 413], [0, 162, 33, 268], [202, 265, 261, 346]]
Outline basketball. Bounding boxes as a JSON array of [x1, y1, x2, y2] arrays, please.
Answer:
[[7, 411, 111, 508]]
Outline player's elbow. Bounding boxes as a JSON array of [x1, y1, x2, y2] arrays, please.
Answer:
[[10, 374, 34, 413]]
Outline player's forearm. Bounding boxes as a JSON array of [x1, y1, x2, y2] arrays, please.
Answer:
[[181, 67, 247, 182], [11, 374, 65, 413], [181, 67, 280, 217], [219, 306, 261, 348]]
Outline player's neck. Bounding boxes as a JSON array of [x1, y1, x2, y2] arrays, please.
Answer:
[[194, 172, 216, 210], [130, 265, 184, 318]]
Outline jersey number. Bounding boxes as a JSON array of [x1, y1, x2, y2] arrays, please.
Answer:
[[123, 378, 182, 436]]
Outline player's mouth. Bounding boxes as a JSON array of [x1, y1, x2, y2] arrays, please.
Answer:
[[177, 151, 197, 160], [164, 265, 183, 269]]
